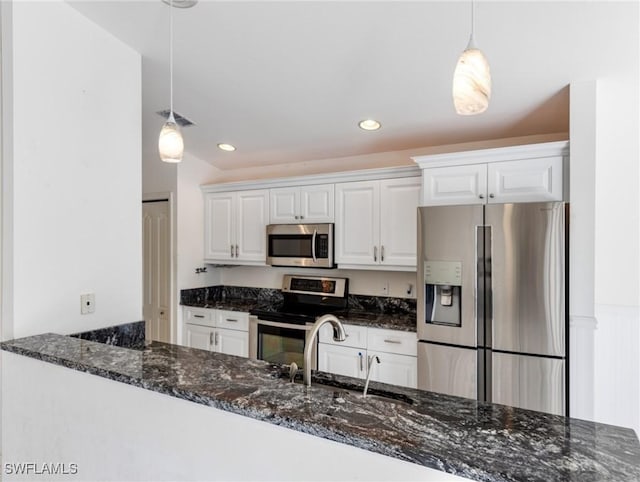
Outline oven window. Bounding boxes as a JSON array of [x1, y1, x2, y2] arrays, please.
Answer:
[[258, 324, 306, 368], [269, 235, 313, 258]]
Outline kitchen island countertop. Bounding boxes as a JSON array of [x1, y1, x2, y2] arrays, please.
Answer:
[[2, 333, 639, 482]]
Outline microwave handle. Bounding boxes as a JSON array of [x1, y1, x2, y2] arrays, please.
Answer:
[[311, 229, 317, 263]]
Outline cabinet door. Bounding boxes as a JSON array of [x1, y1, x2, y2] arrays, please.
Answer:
[[236, 190, 269, 263], [300, 184, 334, 223], [369, 352, 417, 389], [379, 177, 421, 267], [318, 343, 366, 379], [215, 328, 249, 358], [335, 181, 380, 266], [269, 188, 299, 224], [422, 164, 487, 206], [204, 192, 235, 261], [487, 157, 563, 203], [184, 324, 214, 351]]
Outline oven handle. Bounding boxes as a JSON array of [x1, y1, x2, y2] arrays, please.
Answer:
[[312, 229, 317, 263], [255, 318, 312, 331]]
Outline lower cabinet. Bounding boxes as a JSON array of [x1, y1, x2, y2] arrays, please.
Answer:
[[182, 307, 249, 358], [317, 324, 417, 388], [317, 344, 366, 379]]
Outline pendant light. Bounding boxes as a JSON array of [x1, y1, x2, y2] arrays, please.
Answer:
[[158, 0, 184, 163], [452, 0, 491, 115]]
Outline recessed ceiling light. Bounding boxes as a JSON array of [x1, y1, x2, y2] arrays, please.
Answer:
[[217, 143, 236, 152], [358, 119, 381, 131]]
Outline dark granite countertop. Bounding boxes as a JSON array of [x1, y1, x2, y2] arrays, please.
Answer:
[[181, 299, 417, 332], [2, 333, 639, 482]]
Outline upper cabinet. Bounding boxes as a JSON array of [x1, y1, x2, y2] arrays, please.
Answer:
[[269, 184, 334, 224], [335, 177, 421, 271], [204, 189, 269, 265], [414, 141, 569, 206]]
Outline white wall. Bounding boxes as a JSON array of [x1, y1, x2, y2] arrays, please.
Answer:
[[1, 1, 142, 339], [176, 152, 221, 292], [568, 68, 640, 436]]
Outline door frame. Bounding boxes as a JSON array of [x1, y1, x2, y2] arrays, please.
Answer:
[[142, 192, 176, 343]]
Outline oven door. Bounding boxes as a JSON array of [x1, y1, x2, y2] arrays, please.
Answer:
[[266, 224, 334, 268], [249, 318, 316, 370]]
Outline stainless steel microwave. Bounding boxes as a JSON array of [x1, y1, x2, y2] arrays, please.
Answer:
[[266, 224, 335, 268]]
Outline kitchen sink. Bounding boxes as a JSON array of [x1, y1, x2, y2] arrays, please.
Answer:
[[274, 365, 416, 406]]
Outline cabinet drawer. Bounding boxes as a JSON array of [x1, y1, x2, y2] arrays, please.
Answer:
[[367, 327, 417, 356], [216, 310, 249, 332], [184, 307, 215, 327], [319, 323, 367, 348]]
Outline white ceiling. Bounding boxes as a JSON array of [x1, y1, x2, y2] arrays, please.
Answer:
[[68, 1, 637, 170]]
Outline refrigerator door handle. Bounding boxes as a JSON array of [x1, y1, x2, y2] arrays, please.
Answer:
[[476, 226, 486, 349], [485, 225, 493, 349]]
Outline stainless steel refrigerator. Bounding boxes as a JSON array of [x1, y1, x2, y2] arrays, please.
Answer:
[[417, 202, 568, 416]]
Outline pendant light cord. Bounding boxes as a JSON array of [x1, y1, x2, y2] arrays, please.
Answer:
[[468, 0, 476, 49], [169, 0, 174, 116]]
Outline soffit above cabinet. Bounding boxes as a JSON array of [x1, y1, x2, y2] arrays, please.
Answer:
[[201, 166, 421, 194], [412, 141, 569, 169]]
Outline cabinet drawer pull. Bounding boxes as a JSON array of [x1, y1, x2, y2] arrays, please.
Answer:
[[479, 194, 485, 199], [381, 245, 385, 262], [230, 245, 234, 257], [373, 246, 377, 262], [358, 352, 364, 371], [225, 318, 238, 323], [383, 339, 402, 344], [209, 332, 213, 344], [194, 315, 205, 319], [215, 332, 219, 345], [235, 245, 239, 257]]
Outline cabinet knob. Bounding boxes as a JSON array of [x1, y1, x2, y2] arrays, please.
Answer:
[[479, 194, 485, 199], [300, 215, 304, 220], [489, 193, 495, 199], [295, 215, 299, 220]]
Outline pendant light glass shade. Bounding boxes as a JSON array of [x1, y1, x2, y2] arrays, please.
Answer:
[[452, 0, 491, 115], [452, 41, 491, 115], [158, 113, 184, 163]]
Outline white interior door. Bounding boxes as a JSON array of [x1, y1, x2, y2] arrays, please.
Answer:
[[143, 200, 171, 343]]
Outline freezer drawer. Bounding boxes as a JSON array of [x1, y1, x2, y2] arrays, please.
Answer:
[[417, 342, 476, 400], [492, 352, 565, 416]]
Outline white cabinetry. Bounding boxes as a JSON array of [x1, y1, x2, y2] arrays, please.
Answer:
[[317, 324, 417, 388], [415, 141, 568, 206], [335, 177, 420, 270], [204, 190, 268, 265], [182, 307, 249, 358], [270, 184, 334, 224]]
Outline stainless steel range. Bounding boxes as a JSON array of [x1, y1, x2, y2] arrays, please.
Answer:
[[249, 275, 348, 369]]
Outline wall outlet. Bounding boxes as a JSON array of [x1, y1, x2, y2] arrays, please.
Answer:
[[381, 281, 389, 296], [81, 293, 95, 315]]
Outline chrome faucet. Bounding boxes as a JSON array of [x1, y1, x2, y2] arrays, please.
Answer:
[[303, 314, 346, 387], [363, 354, 380, 398]]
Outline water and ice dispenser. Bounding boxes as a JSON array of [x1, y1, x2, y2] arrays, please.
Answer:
[[424, 261, 462, 327]]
